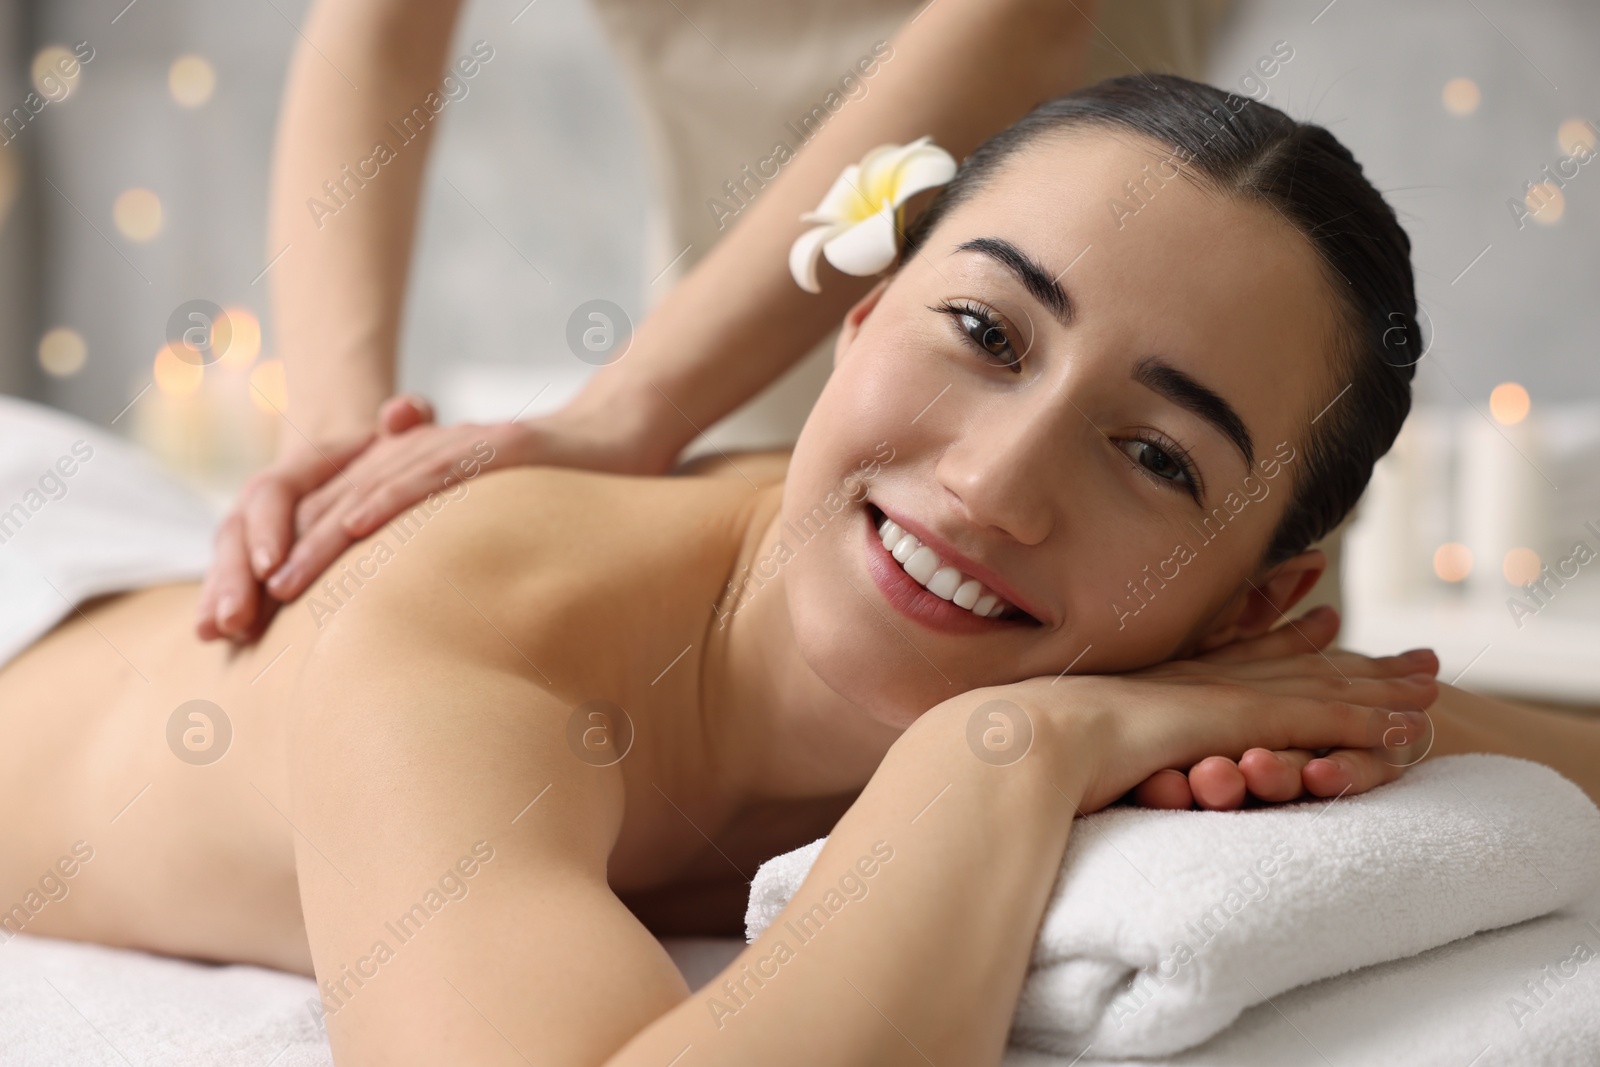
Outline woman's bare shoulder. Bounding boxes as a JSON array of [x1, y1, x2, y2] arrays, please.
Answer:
[[426, 463, 774, 567], [303, 464, 774, 688], [673, 448, 792, 486]]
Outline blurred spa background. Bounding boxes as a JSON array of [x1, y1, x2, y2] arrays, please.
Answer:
[[0, 0, 1595, 704]]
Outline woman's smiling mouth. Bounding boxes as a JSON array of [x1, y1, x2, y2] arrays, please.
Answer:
[[863, 503, 1043, 633]]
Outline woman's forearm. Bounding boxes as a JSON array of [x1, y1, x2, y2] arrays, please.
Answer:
[[266, 0, 466, 446], [576, 0, 1101, 472], [609, 690, 1085, 1066], [1428, 684, 1600, 805]]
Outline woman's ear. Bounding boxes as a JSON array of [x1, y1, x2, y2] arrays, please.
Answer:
[[1192, 549, 1327, 654], [832, 277, 893, 369]]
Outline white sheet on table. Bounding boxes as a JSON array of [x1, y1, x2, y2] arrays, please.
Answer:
[[0, 396, 213, 669], [4, 897, 1598, 1067]]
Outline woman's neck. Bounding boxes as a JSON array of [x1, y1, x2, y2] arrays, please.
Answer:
[[701, 489, 904, 810]]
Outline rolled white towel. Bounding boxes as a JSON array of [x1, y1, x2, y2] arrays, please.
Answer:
[[745, 755, 1600, 1058]]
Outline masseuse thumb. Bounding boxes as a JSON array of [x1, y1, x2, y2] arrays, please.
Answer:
[[378, 393, 435, 435]]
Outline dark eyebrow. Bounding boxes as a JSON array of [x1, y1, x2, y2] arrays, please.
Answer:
[[954, 237, 1072, 327], [1132, 356, 1255, 470]]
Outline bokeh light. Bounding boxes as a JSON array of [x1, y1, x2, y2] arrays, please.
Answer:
[[1433, 543, 1473, 583], [38, 327, 87, 377], [30, 45, 83, 103], [1558, 118, 1597, 156], [168, 55, 216, 108], [1441, 77, 1480, 116], [154, 344, 203, 396], [1523, 180, 1564, 225], [1503, 548, 1542, 586], [217, 306, 262, 369], [113, 188, 163, 242], [249, 359, 288, 414], [1489, 382, 1531, 425]]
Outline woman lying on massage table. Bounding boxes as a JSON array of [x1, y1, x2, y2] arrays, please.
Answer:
[[0, 77, 1577, 1065]]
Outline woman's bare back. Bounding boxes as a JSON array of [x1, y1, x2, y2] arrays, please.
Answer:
[[0, 456, 848, 975]]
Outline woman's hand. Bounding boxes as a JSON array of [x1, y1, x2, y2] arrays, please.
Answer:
[[194, 393, 666, 640], [998, 634, 1439, 816], [1124, 606, 1439, 811]]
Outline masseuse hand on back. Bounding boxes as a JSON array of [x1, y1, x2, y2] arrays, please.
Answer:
[[193, 392, 660, 642]]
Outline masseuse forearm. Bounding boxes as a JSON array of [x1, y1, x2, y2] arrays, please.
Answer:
[[608, 693, 1084, 1066], [581, 0, 1099, 471], [266, 0, 466, 445]]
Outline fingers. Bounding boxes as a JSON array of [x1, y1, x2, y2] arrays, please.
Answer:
[[334, 432, 462, 536], [294, 441, 387, 535], [1193, 608, 1440, 696], [1303, 748, 1408, 798], [197, 439, 371, 640], [303, 429, 438, 534], [270, 428, 492, 601], [265, 506, 358, 603], [1188, 756, 1248, 810], [1131, 749, 1313, 811], [1189, 655, 1442, 715], [341, 465, 456, 538], [200, 414, 462, 635], [194, 515, 259, 641], [1132, 745, 1407, 813], [1318, 647, 1439, 682], [240, 473, 298, 580], [1174, 686, 1430, 760], [1132, 769, 1194, 810], [1191, 746, 1404, 810], [1249, 672, 1440, 718], [1130, 756, 1288, 811], [379, 393, 435, 435], [339, 430, 497, 537], [293, 424, 441, 537], [1237, 748, 1312, 803]]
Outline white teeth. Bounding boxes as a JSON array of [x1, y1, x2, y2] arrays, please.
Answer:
[[926, 566, 963, 600], [903, 546, 941, 585], [874, 511, 1019, 620]]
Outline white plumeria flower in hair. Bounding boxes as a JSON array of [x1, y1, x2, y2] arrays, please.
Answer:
[[788, 135, 958, 293]]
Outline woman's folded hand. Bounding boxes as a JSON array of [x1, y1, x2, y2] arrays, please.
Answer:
[[986, 621, 1439, 816], [1106, 605, 1440, 812]]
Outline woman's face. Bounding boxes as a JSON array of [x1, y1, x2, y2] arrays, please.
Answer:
[[782, 130, 1344, 723]]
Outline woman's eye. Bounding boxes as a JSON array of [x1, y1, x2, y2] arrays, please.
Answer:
[[1121, 439, 1196, 492], [935, 301, 1021, 371]]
